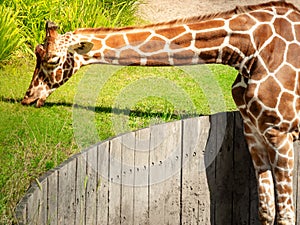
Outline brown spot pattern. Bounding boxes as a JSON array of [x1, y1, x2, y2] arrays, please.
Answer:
[[195, 29, 227, 49], [55, 69, 63, 81], [275, 7, 289, 15], [170, 33, 193, 49], [245, 83, 257, 104], [287, 43, 300, 68], [253, 24, 273, 49], [278, 92, 295, 121], [91, 39, 102, 49], [250, 147, 265, 167], [250, 11, 274, 22], [221, 47, 243, 65], [103, 49, 116, 63], [93, 52, 101, 59], [258, 110, 279, 132], [146, 52, 170, 65], [173, 50, 194, 65], [294, 24, 300, 41], [287, 11, 300, 21], [232, 77, 246, 107], [274, 18, 293, 42], [199, 49, 219, 64], [249, 101, 263, 118], [260, 37, 286, 72], [106, 34, 126, 48], [229, 33, 256, 56], [155, 26, 186, 39], [275, 65, 296, 91], [94, 34, 106, 39], [229, 14, 256, 31], [119, 49, 141, 65], [188, 20, 224, 31], [139, 36, 166, 52], [258, 76, 281, 108], [126, 32, 151, 46], [248, 60, 268, 81]]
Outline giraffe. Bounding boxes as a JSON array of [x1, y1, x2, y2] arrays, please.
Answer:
[[21, 1, 300, 224]]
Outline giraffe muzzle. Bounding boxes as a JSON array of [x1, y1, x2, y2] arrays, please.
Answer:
[[21, 96, 46, 108], [21, 96, 38, 106]]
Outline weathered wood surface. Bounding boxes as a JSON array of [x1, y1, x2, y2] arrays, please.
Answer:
[[15, 111, 300, 225]]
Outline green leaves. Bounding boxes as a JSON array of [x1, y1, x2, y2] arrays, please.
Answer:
[[1, 0, 137, 56], [0, 5, 24, 65]]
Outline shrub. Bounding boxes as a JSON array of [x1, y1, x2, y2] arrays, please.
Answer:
[[2, 0, 137, 55], [0, 5, 24, 65]]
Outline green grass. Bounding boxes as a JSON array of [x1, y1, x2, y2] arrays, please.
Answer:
[[0, 56, 238, 224]]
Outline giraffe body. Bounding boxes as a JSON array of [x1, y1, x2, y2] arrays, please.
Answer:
[[22, 2, 300, 224]]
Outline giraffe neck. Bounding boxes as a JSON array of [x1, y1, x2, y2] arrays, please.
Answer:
[[72, 14, 256, 73]]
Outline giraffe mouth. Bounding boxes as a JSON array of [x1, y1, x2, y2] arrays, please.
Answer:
[[21, 97, 45, 108]]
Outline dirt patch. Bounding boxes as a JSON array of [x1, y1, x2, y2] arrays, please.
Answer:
[[137, 0, 300, 23]]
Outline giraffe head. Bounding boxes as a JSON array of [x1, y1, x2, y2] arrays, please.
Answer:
[[21, 21, 94, 107]]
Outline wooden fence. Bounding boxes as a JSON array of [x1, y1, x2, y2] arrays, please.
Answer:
[[15, 111, 300, 225]]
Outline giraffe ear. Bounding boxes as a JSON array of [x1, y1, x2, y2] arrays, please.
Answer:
[[68, 42, 94, 55]]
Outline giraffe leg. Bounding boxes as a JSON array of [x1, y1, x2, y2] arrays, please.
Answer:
[[243, 123, 276, 225], [257, 170, 276, 225], [264, 128, 295, 225], [232, 74, 276, 224]]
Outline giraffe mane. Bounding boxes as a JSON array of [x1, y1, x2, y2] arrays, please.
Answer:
[[176, 1, 299, 24], [74, 1, 300, 35]]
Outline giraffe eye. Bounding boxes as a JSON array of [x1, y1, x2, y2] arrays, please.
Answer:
[[47, 56, 60, 65]]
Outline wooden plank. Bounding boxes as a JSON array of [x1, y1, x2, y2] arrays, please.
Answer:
[[108, 136, 122, 224], [231, 111, 259, 224], [181, 117, 211, 225], [57, 157, 76, 225], [148, 122, 168, 224], [15, 198, 27, 225], [134, 127, 150, 224], [232, 111, 253, 225], [204, 113, 223, 225], [75, 152, 87, 225], [249, 158, 259, 225], [149, 121, 182, 224], [85, 146, 98, 225], [294, 141, 300, 224], [120, 132, 135, 224], [96, 141, 110, 225], [36, 176, 48, 224], [25, 183, 40, 225], [215, 112, 234, 225], [23, 174, 48, 225], [47, 169, 58, 225]]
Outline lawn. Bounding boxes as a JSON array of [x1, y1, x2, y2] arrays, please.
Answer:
[[0, 1, 238, 224]]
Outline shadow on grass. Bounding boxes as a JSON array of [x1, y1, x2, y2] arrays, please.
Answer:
[[0, 96, 21, 104], [0, 96, 195, 120]]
